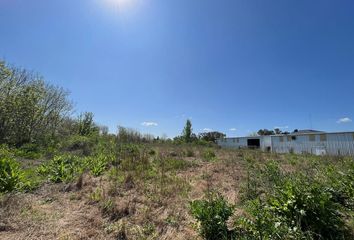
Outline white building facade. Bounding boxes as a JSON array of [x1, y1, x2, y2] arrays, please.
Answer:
[[217, 132, 354, 156]]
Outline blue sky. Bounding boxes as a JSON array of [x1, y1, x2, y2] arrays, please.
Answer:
[[1, 0, 354, 137]]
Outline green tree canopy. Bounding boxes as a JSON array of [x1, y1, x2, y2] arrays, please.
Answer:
[[182, 119, 193, 143], [0, 60, 72, 146], [257, 129, 275, 136], [199, 131, 226, 143]]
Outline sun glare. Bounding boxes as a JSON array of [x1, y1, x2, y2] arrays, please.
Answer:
[[103, 0, 135, 9]]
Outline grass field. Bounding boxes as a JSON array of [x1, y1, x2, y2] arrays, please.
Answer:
[[1, 143, 353, 239]]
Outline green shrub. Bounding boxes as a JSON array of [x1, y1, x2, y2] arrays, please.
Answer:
[[86, 153, 112, 177], [272, 178, 345, 238], [186, 149, 195, 157], [235, 154, 354, 239], [38, 155, 83, 183], [236, 175, 349, 239], [16, 143, 42, 159], [63, 135, 95, 156], [202, 149, 216, 162], [118, 144, 144, 171], [0, 155, 24, 192], [89, 187, 104, 203], [148, 149, 156, 156], [324, 160, 354, 209], [0, 144, 12, 158], [190, 192, 234, 240], [119, 143, 140, 157], [262, 160, 283, 186], [21, 168, 43, 191], [234, 199, 305, 239], [194, 139, 214, 147]]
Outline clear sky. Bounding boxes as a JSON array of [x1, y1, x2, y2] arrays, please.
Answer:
[[1, 0, 354, 137]]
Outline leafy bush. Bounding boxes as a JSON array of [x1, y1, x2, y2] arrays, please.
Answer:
[[0, 144, 42, 192], [236, 163, 351, 240], [324, 160, 354, 209], [190, 192, 234, 240], [262, 160, 283, 186], [269, 178, 345, 238], [86, 153, 112, 177], [235, 177, 348, 239], [234, 199, 305, 239], [0, 155, 24, 192], [21, 168, 43, 191], [63, 135, 95, 156], [38, 155, 83, 183], [241, 159, 283, 202]]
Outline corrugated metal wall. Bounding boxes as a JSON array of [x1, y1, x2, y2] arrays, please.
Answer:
[[271, 132, 354, 156], [217, 137, 249, 148], [217, 132, 354, 156], [217, 136, 272, 151]]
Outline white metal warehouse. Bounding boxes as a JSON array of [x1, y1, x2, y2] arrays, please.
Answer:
[[217, 131, 354, 156]]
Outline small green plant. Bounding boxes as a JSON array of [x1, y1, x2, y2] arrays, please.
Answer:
[[190, 192, 234, 240], [15, 143, 42, 159], [87, 153, 110, 177], [38, 155, 83, 183], [89, 187, 103, 203], [202, 149, 217, 162], [101, 198, 115, 217], [142, 222, 156, 236], [0, 155, 24, 192]]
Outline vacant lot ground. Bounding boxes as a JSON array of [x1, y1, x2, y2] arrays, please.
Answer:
[[1, 145, 353, 239]]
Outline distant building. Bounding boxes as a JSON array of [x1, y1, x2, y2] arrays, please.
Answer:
[[217, 131, 354, 156]]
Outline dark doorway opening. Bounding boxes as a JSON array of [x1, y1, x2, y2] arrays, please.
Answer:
[[247, 139, 260, 149]]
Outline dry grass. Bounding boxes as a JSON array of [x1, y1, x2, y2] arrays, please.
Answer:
[[2, 146, 348, 239]]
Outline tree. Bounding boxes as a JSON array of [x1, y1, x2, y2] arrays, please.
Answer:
[[77, 112, 97, 136], [257, 129, 275, 136], [116, 126, 153, 143], [274, 128, 282, 135], [0, 61, 72, 146], [182, 119, 193, 143], [199, 131, 226, 143]]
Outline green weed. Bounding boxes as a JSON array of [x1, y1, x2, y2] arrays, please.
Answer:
[[0, 155, 24, 192], [37, 154, 84, 183], [202, 149, 217, 162], [190, 192, 234, 240]]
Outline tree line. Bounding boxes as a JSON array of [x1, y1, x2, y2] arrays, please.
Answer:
[[0, 61, 100, 147], [174, 119, 226, 144]]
